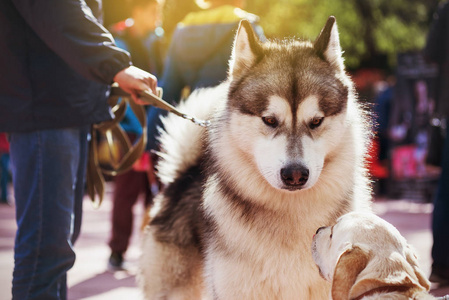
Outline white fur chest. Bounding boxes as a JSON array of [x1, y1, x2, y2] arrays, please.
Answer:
[[202, 181, 334, 300]]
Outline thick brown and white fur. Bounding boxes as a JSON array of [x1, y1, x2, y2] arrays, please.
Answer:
[[138, 17, 372, 300], [312, 212, 434, 300]]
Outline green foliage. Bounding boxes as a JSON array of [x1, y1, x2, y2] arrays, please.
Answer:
[[156, 0, 442, 69], [246, 0, 441, 70], [162, 0, 199, 36]]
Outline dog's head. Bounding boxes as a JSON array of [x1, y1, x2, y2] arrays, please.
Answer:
[[311, 212, 430, 300], [221, 17, 359, 192]]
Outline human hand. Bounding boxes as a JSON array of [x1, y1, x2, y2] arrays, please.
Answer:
[[113, 66, 158, 105]]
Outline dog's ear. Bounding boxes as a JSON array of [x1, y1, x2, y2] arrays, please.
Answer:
[[229, 20, 263, 79], [405, 246, 431, 291], [314, 16, 344, 72], [331, 246, 369, 300], [349, 249, 431, 299]]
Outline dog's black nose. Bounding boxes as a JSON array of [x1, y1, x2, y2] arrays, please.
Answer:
[[281, 164, 309, 187]]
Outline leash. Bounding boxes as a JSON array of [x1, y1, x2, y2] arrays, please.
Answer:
[[86, 85, 210, 207], [111, 85, 211, 128]]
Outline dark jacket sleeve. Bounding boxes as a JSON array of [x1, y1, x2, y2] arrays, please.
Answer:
[[11, 0, 131, 84], [424, 1, 449, 64]]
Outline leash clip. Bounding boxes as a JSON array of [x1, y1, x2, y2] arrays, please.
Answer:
[[140, 88, 211, 128], [181, 114, 211, 128]]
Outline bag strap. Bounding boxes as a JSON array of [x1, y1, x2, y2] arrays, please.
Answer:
[[86, 87, 148, 207], [87, 85, 211, 207]]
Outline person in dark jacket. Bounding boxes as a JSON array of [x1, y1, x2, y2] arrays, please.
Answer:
[[107, 0, 164, 271], [146, 0, 264, 152], [161, 0, 263, 103], [110, 0, 165, 77], [424, 0, 449, 286], [0, 0, 158, 299], [0, 133, 10, 204]]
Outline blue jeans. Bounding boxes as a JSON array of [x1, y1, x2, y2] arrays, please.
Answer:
[[0, 152, 9, 201], [10, 126, 89, 300], [432, 126, 449, 272]]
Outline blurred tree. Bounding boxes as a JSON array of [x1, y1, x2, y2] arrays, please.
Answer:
[[246, 0, 441, 70], [102, 0, 199, 37], [103, 0, 131, 27], [103, 0, 442, 70], [162, 0, 199, 37]]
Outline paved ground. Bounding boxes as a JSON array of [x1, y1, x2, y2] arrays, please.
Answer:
[[1, 183, 448, 299]]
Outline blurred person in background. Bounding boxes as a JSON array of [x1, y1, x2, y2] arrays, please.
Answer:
[[110, 0, 165, 77], [107, 0, 164, 271], [424, 0, 449, 286], [0, 0, 158, 299], [371, 76, 394, 196], [0, 133, 10, 205], [146, 0, 265, 153]]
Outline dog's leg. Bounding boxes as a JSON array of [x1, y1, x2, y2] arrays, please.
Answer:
[[138, 227, 204, 300]]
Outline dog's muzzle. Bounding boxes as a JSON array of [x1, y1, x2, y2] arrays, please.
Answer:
[[280, 163, 309, 190]]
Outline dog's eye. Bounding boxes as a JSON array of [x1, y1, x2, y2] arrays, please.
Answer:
[[262, 116, 278, 128], [309, 117, 324, 129]]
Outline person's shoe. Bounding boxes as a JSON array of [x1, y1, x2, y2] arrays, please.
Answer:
[[108, 252, 125, 271], [429, 266, 449, 286]]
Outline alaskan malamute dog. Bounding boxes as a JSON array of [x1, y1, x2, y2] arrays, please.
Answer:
[[139, 17, 372, 299]]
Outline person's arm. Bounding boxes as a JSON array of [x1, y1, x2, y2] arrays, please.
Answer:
[[114, 66, 158, 104], [12, 0, 157, 102], [12, 0, 131, 84]]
